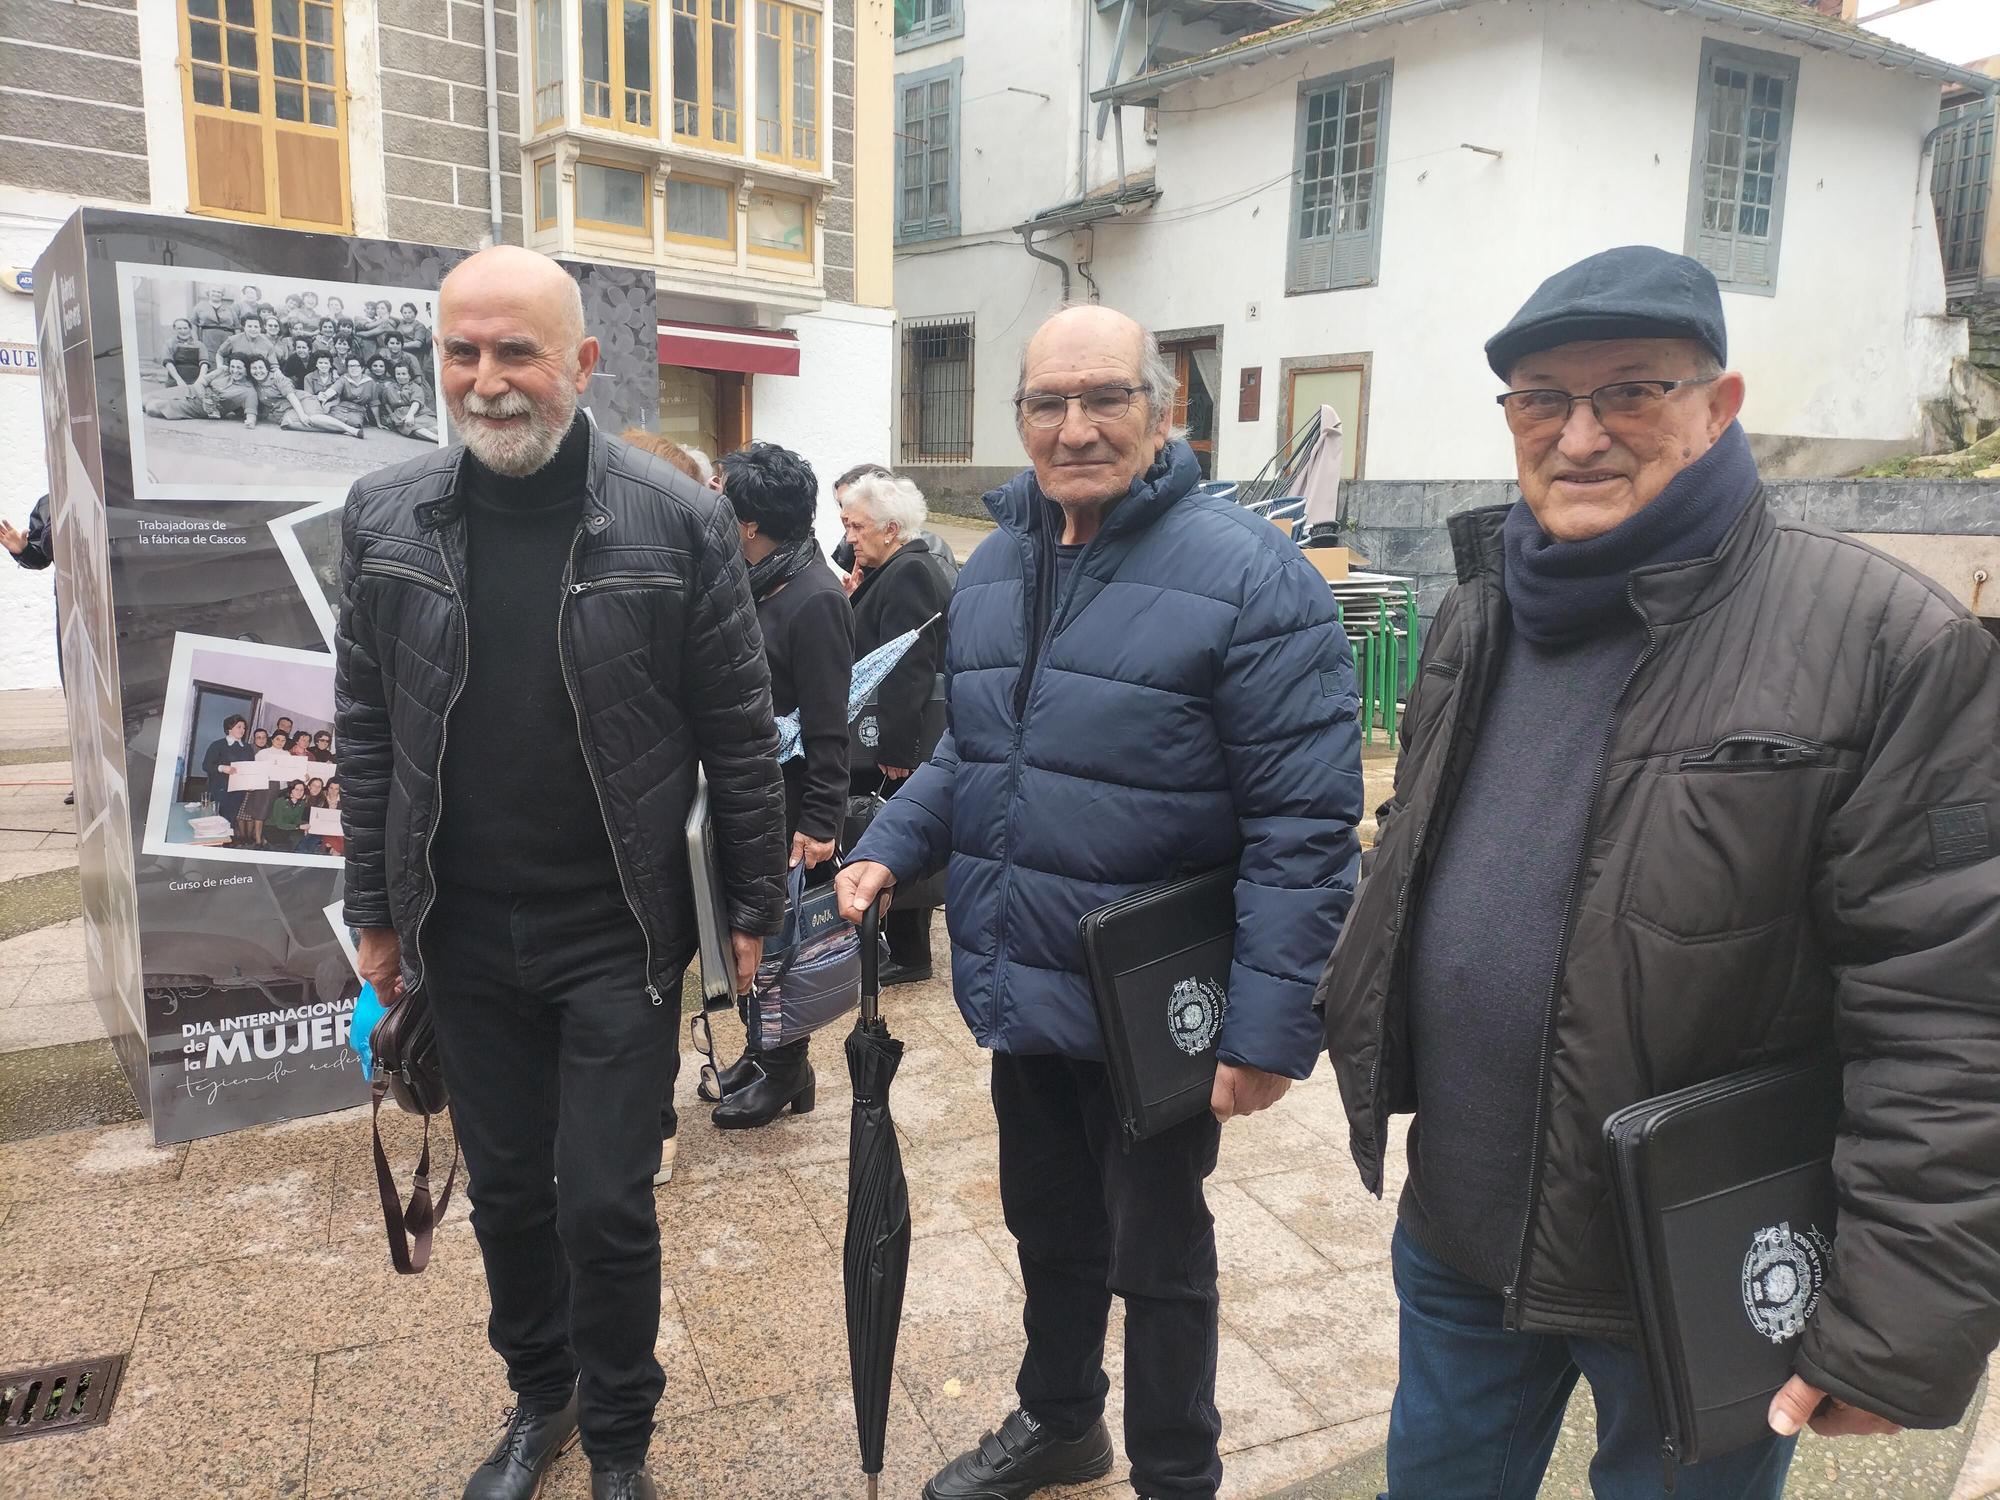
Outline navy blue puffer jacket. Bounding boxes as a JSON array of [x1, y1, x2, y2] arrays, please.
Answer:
[[851, 442, 1363, 1078]]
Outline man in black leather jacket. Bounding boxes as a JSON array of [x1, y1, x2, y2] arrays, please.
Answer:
[[335, 246, 785, 1500]]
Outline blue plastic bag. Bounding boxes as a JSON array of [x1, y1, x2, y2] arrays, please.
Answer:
[[349, 980, 386, 1080]]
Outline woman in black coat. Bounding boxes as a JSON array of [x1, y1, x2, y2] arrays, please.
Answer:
[[702, 442, 855, 1132], [841, 471, 952, 984]]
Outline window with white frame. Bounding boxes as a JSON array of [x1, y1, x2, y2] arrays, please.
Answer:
[[901, 316, 974, 463], [894, 0, 961, 50], [532, 0, 565, 129], [1685, 39, 1797, 294], [1287, 64, 1390, 296], [897, 59, 960, 243]]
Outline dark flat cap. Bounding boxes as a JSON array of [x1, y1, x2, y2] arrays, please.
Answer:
[[1485, 246, 1727, 381]]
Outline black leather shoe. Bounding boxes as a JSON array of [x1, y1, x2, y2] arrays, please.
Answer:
[[462, 1393, 579, 1500], [878, 956, 933, 986], [590, 1469, 657, 1500], [922, 1408, 1113, 1499], [710, 1040, 815, 1130]]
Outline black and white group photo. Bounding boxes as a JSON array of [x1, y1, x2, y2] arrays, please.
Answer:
[[118, 263, 448, 502]]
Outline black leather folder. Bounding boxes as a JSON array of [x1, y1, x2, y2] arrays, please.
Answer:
[[1603, 1053, 1843, 1476], [1078, 866, 1237, 1143]]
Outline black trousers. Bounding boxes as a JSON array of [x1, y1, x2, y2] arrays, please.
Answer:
[[993, 1052, 1224, 1499], [424, 881, 680, 1468], [885, 904, 933, 968]]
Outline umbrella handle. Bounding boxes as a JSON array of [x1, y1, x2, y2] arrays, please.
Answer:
[[860, 903, 881, 1026]]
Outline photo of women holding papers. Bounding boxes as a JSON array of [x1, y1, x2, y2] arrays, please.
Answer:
[[143, 636, 344, 869]]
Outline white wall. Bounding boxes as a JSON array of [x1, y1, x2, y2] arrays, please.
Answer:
[[757, 301, 897, 549], [0, 200, 67, 691], [917, 0, 1960, 482], [890, 0, 1175, 470]]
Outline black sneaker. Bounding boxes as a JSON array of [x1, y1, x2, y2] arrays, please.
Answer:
[[922, 1408, 1114, 1500]]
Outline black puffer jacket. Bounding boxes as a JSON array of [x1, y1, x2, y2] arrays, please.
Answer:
[[335, 422, 787, 999], [1317, 496, 2000, 1428]]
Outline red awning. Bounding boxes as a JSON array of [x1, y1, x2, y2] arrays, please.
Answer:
[[657, 320, 800, 376]]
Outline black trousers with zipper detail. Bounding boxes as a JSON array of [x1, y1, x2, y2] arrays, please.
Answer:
[[423, 880, 680, 1468], [993, 1051, 1225, 1499]]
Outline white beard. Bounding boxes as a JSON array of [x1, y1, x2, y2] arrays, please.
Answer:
[[452, 385, 577, 477]]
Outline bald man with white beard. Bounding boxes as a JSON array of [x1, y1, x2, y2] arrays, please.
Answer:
[[336, 246, 786, 1500]]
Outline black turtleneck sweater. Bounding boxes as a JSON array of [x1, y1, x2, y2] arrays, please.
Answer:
[[431, 414, 621, 895]]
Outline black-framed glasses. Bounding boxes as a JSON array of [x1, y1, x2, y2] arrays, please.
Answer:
[[688, 1004, 727, 1101], [1014, 384, 1151, 428], [1496, 377, 1719, 431]]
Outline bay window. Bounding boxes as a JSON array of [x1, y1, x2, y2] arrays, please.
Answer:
[[673, 0, 741, 149], [755, 1, 819, 168]]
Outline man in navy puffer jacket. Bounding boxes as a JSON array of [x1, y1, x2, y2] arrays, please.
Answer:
[[838, 306, 1363, 1500]]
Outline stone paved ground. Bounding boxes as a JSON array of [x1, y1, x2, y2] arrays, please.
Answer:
[[1, 684, 1996, 1499]]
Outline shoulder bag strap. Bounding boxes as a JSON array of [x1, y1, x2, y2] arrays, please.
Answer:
[[371, 1082, 460, 1275]]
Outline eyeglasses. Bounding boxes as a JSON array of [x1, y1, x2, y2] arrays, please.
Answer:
[[1496, 377, 1719, 432], [1014, 384, 1151, 429], [688, 1005, 726, 1101]]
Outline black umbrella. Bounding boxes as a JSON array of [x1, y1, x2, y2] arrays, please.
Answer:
[[843, 907, 911, 1499]]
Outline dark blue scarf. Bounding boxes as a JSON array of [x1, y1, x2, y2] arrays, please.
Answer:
[[1503, 420, 1759, 645]]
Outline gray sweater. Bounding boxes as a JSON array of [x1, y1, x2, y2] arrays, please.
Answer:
[[1398, 621, 1643, 1291]]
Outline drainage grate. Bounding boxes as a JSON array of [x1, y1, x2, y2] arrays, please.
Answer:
[[0, 1355, 125, 1443]]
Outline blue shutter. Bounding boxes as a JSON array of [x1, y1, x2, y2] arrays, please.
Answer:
[[1288, 64, 1392, 295]]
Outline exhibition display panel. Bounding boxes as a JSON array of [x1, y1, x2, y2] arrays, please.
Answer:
[[33, 209, 660, 1142]]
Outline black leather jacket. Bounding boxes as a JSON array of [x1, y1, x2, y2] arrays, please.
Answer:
[[335, 421, 787, 999]]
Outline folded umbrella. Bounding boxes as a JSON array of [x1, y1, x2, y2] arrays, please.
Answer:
[[843, 907, 911, 1499], [777, 613, 941, 763]]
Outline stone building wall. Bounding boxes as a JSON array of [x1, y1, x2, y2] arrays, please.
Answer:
[[825, 0, 855, 303], [0, 0, 150, 205], [375, 0, 525, 249]]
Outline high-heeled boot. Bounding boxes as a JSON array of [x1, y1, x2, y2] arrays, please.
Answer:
[[698, 995, 760, 1102], [710, 1037, 815, 1129]]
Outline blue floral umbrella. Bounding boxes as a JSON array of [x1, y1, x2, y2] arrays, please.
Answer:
[[775, 613, 940, 763]]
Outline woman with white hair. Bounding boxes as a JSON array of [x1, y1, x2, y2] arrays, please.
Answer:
[[843, 471, 954, 984]]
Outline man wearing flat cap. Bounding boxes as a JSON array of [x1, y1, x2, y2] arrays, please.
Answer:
[[1317, 245, 2000, 1496]]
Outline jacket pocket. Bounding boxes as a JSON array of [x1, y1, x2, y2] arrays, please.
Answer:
[[568, 569, 682, 596], [1619, 737, 1835, 941], [358, 556, 452, 595]]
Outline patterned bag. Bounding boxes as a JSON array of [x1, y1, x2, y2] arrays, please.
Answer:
[[749, 860, 861, 1049]]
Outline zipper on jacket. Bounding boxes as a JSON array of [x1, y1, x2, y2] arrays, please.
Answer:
[[568, 570, 681, 595], [994, 515, 1101, 1030], [1503, 582, 1660, 1331], [1679, 731, 1826, 771], [555, 515, 664, 1005], [1363, 594, 1481, 1193], [359, 557, 453, 593], [1661, 1438, 1678, 1492], [406, 530, 473, 999]]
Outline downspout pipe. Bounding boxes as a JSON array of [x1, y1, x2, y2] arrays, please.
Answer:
[[1019, 226, 1071, 304], [481, 0, 505, 245]]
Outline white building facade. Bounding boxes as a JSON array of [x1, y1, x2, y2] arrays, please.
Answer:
[[0, 0, 898, 691], [892, 0, 1987, 511]]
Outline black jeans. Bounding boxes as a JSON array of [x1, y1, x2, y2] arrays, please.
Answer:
[[424, 882, 679, 1468], [992, 1052, 1224, 1499], [885, 905, 933, 968]]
